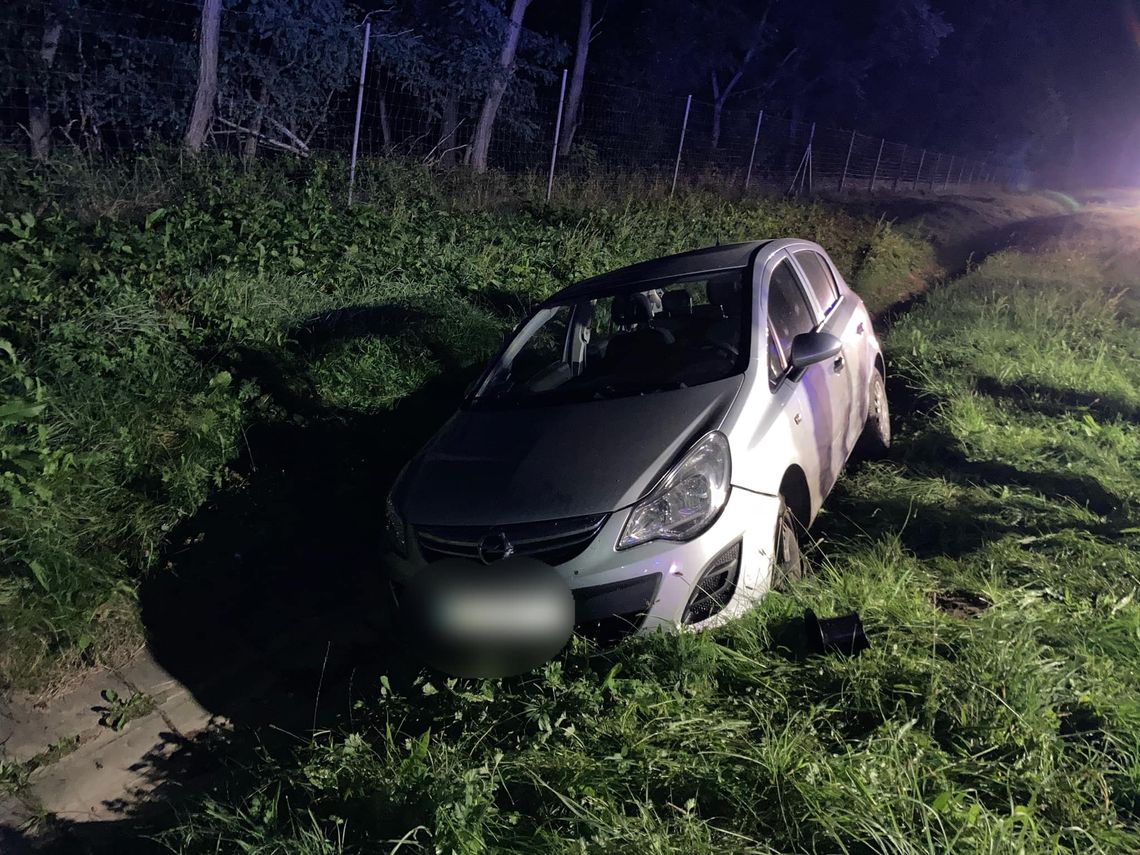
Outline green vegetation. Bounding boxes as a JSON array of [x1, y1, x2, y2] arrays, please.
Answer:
[[0, 154, 933, 689], [163, 223, 1140, 851], [0, 734, 79, 796], [96, 687, 154, 732], [6, 154, 1128, 853]]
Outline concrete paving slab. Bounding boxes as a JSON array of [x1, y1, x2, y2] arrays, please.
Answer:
[[26, 711, 180, 823], [1, 670, 132, 765]]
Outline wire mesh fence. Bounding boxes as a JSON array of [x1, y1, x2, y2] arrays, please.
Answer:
[[0, 2, 1029, 199]]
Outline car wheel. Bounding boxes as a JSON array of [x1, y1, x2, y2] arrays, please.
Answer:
[[856, 370, 891, 458], [771, 497, 804, 591]]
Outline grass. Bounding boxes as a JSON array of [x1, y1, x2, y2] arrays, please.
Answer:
[[0, 735, 80, 797], [3, 153, 1126, 852], [158, 215, 1140, 852], [0, 153, 943, 691]]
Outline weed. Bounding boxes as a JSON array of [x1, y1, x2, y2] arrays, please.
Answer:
[[95, 687, 154, 731]]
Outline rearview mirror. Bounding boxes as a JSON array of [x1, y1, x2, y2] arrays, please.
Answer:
[[790, 331, 842, 369]]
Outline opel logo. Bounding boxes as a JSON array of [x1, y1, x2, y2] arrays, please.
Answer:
[[477, 531, 514, 564]]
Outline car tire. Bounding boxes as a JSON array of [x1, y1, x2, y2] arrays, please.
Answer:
[[771, 496, 805, 591], [856, 370, 891, 458]]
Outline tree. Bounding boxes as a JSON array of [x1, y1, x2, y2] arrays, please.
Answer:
[[184, 0, 221, 153], [469, 0, 532, 172], [216, 0, 356, 160], [26, 0, 67, 159], [373, 0, 563, 169], [557, 0, 595, 156]]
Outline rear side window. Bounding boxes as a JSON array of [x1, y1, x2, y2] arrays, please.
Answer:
[[794, 250, 840, 314], [767, 260, 816, 382]]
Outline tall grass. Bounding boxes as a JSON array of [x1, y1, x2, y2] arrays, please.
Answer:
[[0, 154, 932, 689], [162, 236, 1140, 852]]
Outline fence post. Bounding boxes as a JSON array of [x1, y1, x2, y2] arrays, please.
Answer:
[[912, 148, 926, 190], [838, 129, 856, 192], [546, 69, 568, 203], [744, 109, 764, 191], [671, 95, 692, 197], [893, 144, 907, 191], [789, 122, 815, 195], [929, 152, 941, 190], [347, 18, 372, 205], [967, 164, 976, 184], [956, 159, 966, 186], [807, 122, 815, 193], [869, 138, 885, 191], [944, 155, 954, 190]]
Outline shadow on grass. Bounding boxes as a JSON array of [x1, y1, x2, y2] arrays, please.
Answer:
[[8, 309, 498, 853], [973, 375, 1140, 424]]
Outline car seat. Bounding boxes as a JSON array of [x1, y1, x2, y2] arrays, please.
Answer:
[[603, 292, 674, 371]]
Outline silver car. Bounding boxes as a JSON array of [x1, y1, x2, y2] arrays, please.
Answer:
[[382, 239, 890, 675]]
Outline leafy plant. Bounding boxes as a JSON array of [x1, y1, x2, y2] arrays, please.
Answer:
[[97, 688, 154, 732]]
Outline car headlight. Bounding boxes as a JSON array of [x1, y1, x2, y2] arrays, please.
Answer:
[[385, 491, 408, 556], [617, 431, 731, 550]]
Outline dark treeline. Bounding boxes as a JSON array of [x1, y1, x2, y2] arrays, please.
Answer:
[[0, 0, 1133, 185]]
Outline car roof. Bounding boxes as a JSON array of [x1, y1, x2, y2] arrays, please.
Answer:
[[548, 240, 774, 303]]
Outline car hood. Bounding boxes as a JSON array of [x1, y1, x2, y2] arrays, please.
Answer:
[[398, 376, 744, 526]]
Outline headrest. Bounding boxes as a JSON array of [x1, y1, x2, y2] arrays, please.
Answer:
[[612, 291, 653, 327], [707, 276, 741, 312], [661, 290, 693, 316]]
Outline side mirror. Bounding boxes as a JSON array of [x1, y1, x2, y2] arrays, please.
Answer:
[[790, 331, 842, 369]]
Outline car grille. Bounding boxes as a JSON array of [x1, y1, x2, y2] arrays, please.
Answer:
[[415, 513, 609, 566]]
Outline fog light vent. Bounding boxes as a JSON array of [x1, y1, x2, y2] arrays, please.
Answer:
[[682, 540, 742, 625]]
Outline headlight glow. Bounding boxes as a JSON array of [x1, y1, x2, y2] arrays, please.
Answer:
[[617, 431, 731, 550]]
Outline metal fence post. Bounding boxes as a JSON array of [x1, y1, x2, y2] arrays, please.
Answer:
[[956, 159, 966, 186], [869, 138, 885, 191], [744, 109, 764, 191], [930, 152, 941, 190], [789, 123, 815, 195], [671, 94, 692, 197], [944, 155, 954, 190], [838, 129, 856, 192], [347, 18, 372, 205], [893, 144, 907, 191], [912, 148, 926, 190], [808, 122, 815, 193], [967, 164, 976, 184], [546, 69, 568, 203]]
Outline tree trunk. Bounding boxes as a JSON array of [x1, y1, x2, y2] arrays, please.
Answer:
[[27, 1, 65, 161], [469, 0, 532, 173], [241, 100, 265, 164], [438, 93, 459, 167], [558, 0, 591, 157], [378, 93, 392, 149], [184, 0, 222, 153]]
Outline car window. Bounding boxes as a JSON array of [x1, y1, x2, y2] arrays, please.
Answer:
[[794, 250, 840, 314], [472, 269, 750, 408], [767, 259, 816, 381], [507, 305, 571, 388]]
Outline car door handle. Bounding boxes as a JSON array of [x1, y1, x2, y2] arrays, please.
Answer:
[[833, 355, 845, 373]]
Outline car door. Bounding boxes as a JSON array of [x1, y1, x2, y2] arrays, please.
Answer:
[[764, 253, 843, 505], [789, 248, 857, 466]]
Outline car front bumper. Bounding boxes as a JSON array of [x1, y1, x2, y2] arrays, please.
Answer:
[[383, 486, 783, 642]]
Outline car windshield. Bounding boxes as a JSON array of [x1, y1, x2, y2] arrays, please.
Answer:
[[471, 269, 749, 407]]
